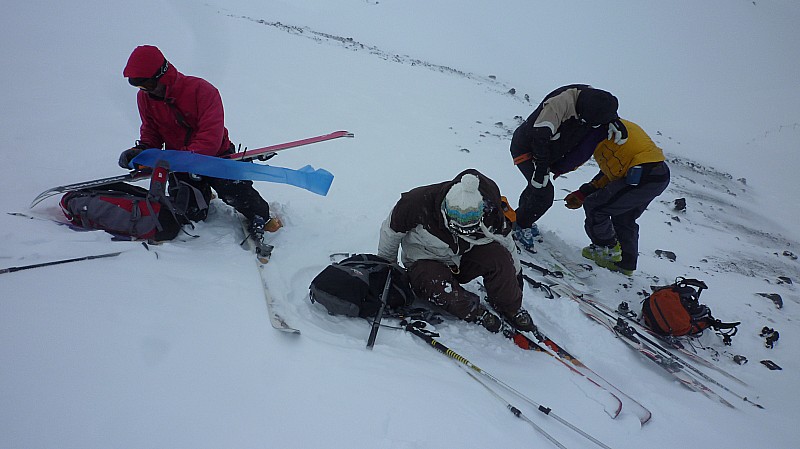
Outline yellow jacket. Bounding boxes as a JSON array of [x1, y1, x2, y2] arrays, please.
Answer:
[[590, 119, 665, 189]]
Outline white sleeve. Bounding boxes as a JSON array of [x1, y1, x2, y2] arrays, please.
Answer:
[[377, 212, 404, 262]]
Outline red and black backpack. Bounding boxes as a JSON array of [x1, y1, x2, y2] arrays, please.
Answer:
[[641, 277, 740, 342], [60, 161, 184, 241]]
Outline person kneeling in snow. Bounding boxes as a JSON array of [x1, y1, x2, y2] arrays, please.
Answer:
[[556, 119, 670, 275], [377, 170, 535, 333], [119, 45, 281, 238]]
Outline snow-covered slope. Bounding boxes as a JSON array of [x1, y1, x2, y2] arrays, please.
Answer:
[[1, 1, 799, 448]]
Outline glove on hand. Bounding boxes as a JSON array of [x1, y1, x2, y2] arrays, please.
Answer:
[[564, 190, 586, 209], [608, 119, 628, 145], [118, 147, 145, 169], [530, 173, 550, 189]]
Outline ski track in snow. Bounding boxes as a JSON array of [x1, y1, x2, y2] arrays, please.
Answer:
[[221, 11, 534, 104]]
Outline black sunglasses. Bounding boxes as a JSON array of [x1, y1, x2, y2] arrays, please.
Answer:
[[128, 77, 158, 91], [447, 219, 484, 236], [128, 59, 169, 91]]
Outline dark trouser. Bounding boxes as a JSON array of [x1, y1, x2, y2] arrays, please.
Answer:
[[170, 173, 270, 221], [582, 162, 670, 270], [407, 242, 522, 320], [516, 183, 555, 228], [209, 177, 270, 220], [510, 125, 556, 228]]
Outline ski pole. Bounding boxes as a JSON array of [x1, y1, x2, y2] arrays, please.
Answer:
[[366, 270, 392, 349], [459, 364, 567, 449], [405, 323, 613, 449], [1, 252, 122, 275]]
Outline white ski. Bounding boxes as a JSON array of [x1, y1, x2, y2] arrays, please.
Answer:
[[239, 218, 300, 334]]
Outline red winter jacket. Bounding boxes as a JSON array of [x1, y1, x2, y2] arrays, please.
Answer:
[[130, 63, 231, 156]]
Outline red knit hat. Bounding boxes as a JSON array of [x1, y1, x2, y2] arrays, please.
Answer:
[[123, 45, 168, 79]]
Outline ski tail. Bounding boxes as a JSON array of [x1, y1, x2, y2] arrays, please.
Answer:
[[229, 130, 354, 161]]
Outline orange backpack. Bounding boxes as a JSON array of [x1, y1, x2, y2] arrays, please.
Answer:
[[641, 278, 739, 341]]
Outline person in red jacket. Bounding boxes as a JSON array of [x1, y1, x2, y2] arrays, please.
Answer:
[[119, 45, 281, 237]]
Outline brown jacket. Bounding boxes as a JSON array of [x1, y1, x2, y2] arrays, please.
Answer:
[[377, 169, 518, 270]]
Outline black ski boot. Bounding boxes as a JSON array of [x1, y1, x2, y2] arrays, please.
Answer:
[[508, 307, 536, 332], [475, 307, 503, 334], [249, 215, 267, 240]]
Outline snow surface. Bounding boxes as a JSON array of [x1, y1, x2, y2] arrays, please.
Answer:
[[2, 1, 799, 448]]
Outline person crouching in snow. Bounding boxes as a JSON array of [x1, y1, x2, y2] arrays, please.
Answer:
[[557, 119, 670, 276], [377, 170, 535, 333], [119, 45, 281, 239]]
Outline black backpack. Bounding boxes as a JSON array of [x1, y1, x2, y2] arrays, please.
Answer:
[[309, 254, 415, 318]]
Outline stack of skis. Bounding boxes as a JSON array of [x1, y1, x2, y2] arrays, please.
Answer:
[[517, 246, 764, 411]]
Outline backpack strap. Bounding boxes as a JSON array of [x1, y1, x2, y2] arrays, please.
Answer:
[[698, 312, 740, 345], [168, 174, 209, 218], [165, 98, 194, 148], [676, 277, 708, 298], [338, 254, 408, 275], [143, 160, 171, 232], [338, 254, 415, 309], [147, 160, 197, 239]]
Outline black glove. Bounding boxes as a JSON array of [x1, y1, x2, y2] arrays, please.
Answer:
[[118, 147, 145, 169], [530, 164, 550, 188], [529, 131, 552, 188]]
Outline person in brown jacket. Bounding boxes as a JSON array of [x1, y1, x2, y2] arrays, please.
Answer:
[[378, 169, 535, 332]]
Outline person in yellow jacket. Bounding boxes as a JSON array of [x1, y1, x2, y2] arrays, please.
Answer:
[[554, 119, 670, 275]]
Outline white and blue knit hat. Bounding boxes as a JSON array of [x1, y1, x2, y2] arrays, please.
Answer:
[[443, 174, 485, 234]]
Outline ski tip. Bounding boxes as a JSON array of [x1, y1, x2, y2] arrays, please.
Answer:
[[604, 399, 623, 419], [29, 193, 53, 209]]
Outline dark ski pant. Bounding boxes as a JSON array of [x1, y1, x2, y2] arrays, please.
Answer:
[[582, 162, 670, 270], [406, 242, 522, 320], [516, 183, 555, 228], [171, 172, 270, 221]]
